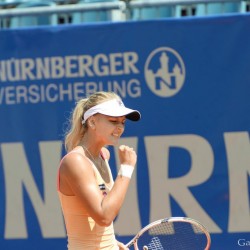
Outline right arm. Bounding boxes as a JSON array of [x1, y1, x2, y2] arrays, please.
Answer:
[[59, 145, 136, 226]]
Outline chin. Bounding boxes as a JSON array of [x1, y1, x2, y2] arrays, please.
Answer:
[[108, 137, 120, 145]]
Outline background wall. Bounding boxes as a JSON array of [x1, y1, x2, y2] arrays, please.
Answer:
[[0, 14, 249, 249]]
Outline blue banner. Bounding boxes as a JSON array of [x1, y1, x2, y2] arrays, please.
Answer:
[[0, 13, 249, 249]]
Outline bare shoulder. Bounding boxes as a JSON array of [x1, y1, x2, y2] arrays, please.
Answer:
[[101, 147, 110, 160], [60, 150, 91, 176], [59, 149, 96, 195]]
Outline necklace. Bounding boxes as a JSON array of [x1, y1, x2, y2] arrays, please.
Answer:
[[81, 145, 105, 173]]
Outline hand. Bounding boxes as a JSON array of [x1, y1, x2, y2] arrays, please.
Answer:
[[117, 240, 129, 250], [118, 145, 137, 167]]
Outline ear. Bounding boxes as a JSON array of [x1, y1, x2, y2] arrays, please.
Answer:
[[88, 117, 95, 128]]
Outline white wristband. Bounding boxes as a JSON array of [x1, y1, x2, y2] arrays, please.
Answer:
[[118, 164, 134, 179]]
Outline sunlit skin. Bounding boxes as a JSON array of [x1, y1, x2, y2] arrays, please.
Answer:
[[92, 114, 126, 148], [59, 114, 136, 250]]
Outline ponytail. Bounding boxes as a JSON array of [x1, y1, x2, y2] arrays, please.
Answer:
[[65, 98, 88, 152]]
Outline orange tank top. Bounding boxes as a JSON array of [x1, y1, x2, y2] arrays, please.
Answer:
[[57, 151, 119, 250]]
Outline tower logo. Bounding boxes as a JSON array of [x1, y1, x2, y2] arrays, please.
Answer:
[[144, 47, 186, 97]]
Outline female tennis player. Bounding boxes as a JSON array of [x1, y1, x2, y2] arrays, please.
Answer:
[[57, 91, 141, 250]]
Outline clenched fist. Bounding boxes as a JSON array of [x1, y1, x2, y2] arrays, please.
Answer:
[[118, 145, 137, 167]]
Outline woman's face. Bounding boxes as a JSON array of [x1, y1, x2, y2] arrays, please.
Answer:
[[93, 114, 126, 145]]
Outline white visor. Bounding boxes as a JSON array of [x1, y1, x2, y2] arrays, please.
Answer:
[[82, 99, 141, 124]]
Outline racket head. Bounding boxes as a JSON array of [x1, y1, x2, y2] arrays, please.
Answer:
[[126, 217, 211, 250]]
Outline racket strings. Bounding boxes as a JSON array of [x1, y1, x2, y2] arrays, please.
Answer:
[[137, 221, 208, 250]]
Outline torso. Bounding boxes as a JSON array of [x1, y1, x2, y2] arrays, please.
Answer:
[[57, 147, 118, 250]]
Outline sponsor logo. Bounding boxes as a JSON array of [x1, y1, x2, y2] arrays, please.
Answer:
[[144, 47, 185, 97]]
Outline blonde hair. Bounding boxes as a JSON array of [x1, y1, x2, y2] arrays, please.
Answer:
[[64, 91, 121, 152]]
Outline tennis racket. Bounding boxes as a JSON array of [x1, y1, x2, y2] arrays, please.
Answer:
[[125, 217, 211, 250]]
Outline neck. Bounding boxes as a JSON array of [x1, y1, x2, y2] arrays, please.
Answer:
[[80, 144, 98, 158], [79, 135, 103, 158], [80, 144, 106, 173]]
